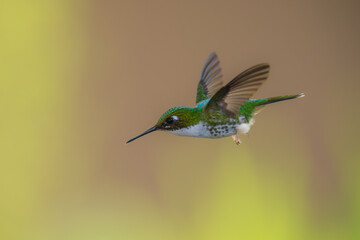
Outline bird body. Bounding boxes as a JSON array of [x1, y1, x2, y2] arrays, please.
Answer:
[[127, 53, 304, 145]]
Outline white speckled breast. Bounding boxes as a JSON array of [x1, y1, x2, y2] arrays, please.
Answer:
[[170, 121, 237, 138]]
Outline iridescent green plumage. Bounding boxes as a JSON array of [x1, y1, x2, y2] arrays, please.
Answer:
[[126, 52, 304, 144], [156, 106, 201, 130]]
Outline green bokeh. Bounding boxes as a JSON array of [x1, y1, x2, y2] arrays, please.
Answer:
[[1, 1, 359, 239]]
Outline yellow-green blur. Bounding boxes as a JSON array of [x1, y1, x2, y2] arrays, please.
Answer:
[[1, 1, 359, 239]]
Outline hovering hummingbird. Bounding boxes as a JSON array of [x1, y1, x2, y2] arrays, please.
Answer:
[[127, 52, 304, 145]]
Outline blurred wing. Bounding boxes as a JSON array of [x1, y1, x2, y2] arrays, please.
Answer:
[[205, 63, 270, 116], [196, 52, 223, 104]]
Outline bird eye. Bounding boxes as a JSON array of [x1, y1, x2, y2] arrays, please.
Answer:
[[165, 117, 174, 124]]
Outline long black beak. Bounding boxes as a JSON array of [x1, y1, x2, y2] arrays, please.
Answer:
[[126, 126, 158, 144]]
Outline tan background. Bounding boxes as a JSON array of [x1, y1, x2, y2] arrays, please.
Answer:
[[1, 0, 359, 239]]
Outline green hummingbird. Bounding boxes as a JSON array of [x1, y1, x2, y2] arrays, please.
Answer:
[[126, 52, 304, 145]]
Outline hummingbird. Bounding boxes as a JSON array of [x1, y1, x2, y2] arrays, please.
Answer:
[[126, 52, 304, 145]]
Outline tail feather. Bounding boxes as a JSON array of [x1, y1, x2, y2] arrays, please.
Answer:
[[240, 93, 304, 117], [256, 93, 305, 107]]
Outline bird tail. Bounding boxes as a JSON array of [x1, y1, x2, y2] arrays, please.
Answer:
[[252, 93, 304, 115], [256, 93, 305, 106]]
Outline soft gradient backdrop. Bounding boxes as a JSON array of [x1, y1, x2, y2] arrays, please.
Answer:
[[1, 0, 359, 239]]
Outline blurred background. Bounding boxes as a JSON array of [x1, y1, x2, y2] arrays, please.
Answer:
[[1, 0, 359, 239]]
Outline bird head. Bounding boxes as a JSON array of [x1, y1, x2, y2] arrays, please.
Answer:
[[126, 107, 200, 143]]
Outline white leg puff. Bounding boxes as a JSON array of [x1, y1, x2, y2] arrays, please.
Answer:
[[232, 119, 254, 145]]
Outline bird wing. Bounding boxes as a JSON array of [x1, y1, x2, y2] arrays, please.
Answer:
[[196, 52, 223, 104], [205, 63, 270, 116]]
